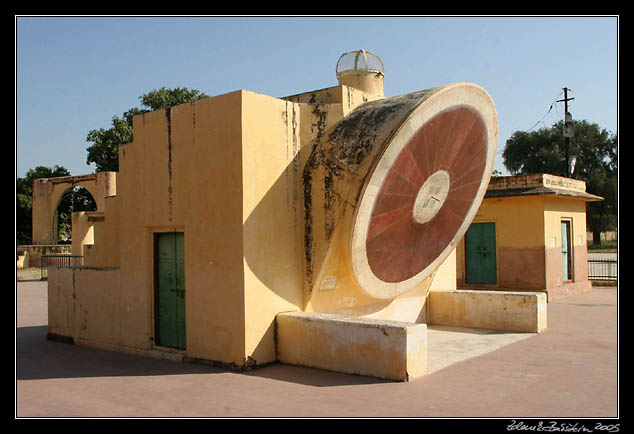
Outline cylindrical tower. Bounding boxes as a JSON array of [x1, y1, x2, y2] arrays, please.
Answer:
[[336, 49, 385, 96]]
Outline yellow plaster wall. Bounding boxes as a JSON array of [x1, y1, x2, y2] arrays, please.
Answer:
[[50, 87, 388, 367], [48, 266, 127, 347], [457, 195, 546, 287], [117, 91, 247, 364], [543, 196, 591, 294], [83, 195, 120, 268], [431, 249, 457, 290], [543, 196, 588, 249], [282, 84, 382, 115], [457, 189, 593, 297], [474, 195, 545, 248], [241, 91, 305, 364], [239, 88, 386, 363], [71, 212, 94, 264]]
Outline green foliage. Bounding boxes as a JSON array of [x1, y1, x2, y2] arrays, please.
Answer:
[[503, 122, 565, 176], [16, 193, 33, 245], [502, 120, 618, 241], [86, 87, 209, 172], [86, 114, 136, 172], [140, 87, 209, 111]]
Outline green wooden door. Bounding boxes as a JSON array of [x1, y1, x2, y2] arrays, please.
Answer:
[[561, 220, 572, 281], [156, 232, 186, 349], [465, 222, 497, 285]]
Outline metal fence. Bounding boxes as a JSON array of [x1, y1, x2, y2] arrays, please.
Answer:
[[588, 259, 618, 281], [40, 255, 83, 280], [34, 255, 617, 282]]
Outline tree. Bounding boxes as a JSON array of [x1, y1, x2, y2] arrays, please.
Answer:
[[16, 165, 71, 245], [502, 120, 617, 245], [86, 87, 209, 172]]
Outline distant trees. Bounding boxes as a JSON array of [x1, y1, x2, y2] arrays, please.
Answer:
[[502, 119, 617, 244]]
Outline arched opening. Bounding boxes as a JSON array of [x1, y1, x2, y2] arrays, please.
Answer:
[[53, 186, 97, 244]]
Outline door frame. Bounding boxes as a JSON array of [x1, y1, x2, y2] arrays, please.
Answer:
[[560, 218, 573, 282]]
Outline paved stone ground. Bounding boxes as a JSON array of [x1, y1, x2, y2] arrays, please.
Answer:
[[16, 281, 619, 419]]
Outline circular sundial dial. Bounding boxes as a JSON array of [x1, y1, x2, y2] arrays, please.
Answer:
[[350, 83, 498, 299]]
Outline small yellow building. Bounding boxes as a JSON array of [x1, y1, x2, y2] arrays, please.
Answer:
[[456, 174, 603, 301]]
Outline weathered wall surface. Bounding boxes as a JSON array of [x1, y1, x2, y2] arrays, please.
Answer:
[[241, 91, 307, 364], [115, 91, 248, 364], [32, 172, 116, 245], [458, 195, 547, 289], [457, 184, 594, 300], [428, 289, 547, 333], [82, 195, 120, 268], [543, 195, 591, 300], [276, 311, 427, 381], [48, 267, 129, 347]]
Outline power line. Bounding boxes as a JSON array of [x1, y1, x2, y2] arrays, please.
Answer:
[[524, 90, 564, 132]]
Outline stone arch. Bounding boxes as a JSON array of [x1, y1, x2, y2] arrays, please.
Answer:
[[51, 185, 98, 243], [32, 172, 116, 245]]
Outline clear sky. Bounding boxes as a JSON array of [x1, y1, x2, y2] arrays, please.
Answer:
[[16, 15, 618, 178]]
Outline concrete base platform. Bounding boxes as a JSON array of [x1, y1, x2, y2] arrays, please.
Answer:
[[276, 312, 427, 381], [428, 289, 547, 332], [426, 325, 534, 374], [275, 288, 545, 381], [276, 312, 536, 381]]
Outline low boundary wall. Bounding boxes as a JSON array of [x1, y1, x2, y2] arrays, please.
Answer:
[[428, 289, 547, 333]]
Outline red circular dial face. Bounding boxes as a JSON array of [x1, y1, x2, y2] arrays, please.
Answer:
[[365, 106, 487, 283]]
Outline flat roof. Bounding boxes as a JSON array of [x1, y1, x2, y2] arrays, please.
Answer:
[[485, 173, 603, 201]]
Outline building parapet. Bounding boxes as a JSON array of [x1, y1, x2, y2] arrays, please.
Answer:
[[488, 173, 586, 192], [486, 174, 602, 201]]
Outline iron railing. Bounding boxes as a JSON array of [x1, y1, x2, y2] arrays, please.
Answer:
[[588, 259, 617, 281], [36, 255, 616, 281], [40, 255, 83, 280]]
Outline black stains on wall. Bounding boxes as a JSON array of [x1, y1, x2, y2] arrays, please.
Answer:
[[165, 108, 173, 223]]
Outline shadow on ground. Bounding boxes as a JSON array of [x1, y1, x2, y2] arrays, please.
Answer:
[[16, 325, 390, 387]]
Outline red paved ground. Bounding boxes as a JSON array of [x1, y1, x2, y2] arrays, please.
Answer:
[[16, 281, 618, 419]]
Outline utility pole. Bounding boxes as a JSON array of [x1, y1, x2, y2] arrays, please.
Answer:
[[557, 87, 575, 177]]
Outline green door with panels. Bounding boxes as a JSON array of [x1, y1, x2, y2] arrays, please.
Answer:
[[156, 232, 186, 350], [465, 222, 497, 285]]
